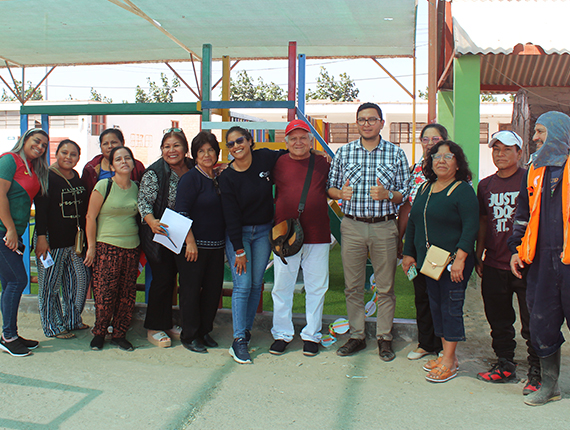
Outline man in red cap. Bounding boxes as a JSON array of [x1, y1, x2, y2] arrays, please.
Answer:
[[269, 119, 331, 357], [327, 102, 410, 360]]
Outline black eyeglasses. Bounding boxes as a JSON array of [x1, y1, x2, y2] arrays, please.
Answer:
[[357, 117, 381, 126], [163, 127, 183, 134], [226, 136, 246, 148]]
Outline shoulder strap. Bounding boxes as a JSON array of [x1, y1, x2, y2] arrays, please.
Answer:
[[297, 153, 315, 216], [102, 178, 113, 204]]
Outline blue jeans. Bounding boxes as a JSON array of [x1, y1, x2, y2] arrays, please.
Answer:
[[0, 237, 28, 339], [226, 222, 272, 339], [425, 254, 474, 342]]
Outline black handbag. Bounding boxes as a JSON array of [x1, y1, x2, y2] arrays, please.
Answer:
[[269, 153, 314, 265]]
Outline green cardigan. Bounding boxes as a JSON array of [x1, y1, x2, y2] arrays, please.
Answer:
[[403, 181, 479, 267]]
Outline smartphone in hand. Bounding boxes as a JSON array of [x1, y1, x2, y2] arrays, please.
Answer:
[[3, 236, 25, 255], [406, 264, 418, 281]]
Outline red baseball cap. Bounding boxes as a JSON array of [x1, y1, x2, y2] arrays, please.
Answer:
[[285, 119, 310, 136]]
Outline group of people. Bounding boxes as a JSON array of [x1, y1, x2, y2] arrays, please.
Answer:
[[0, 103, 568, 408]]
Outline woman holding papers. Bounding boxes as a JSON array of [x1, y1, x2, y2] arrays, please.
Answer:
[[174, 131, 225, 353], [84, 146, 140, 352], [0, 128, 49, 357], [35, 139, 90, 340], [138, 128, 193, 348]]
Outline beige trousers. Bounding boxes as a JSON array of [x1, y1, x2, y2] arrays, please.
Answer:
[[340, 216, 398, 341]]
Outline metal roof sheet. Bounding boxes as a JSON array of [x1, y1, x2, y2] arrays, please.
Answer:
[[0, 0, 417, 67], [452, 0, 570, 56]]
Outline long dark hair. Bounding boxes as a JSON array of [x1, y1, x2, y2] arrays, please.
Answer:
[[420, 123, 449, 140], [11, 128, 50, 195], [423, 140, 472, 183]]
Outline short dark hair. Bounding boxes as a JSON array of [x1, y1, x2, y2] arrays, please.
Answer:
[[161, 130, 189, 154], [191, 131, 220, 160], [226, 126, 254, 149], [423, 140, 472, 183], [99, 128, 125, 145], [356, 102, 383, 120], [109, 145, 135, 167], [56, 139, 81, 155], [420, 123, 449, 140]]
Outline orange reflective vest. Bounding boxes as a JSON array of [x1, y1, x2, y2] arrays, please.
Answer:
[[517, 158, 570, 264]]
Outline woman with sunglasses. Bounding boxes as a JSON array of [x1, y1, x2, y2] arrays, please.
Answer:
[[34, 139, 90, 340], [138, 128, 194, 348], [398, 124, 448, 361], [82, 128, 145, 196], [0, 128, 49, 357], [85, 146, 141, 352], [218, 126, 288, 364], [174, 132, 225, 353], [402, 140, 478, 383]]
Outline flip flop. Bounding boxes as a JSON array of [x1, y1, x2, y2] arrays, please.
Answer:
[[54, 331, 76, 339], [147, 330, 171, 348], [165, 326, 182, 341]]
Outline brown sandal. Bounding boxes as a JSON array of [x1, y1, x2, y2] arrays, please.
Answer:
[[425, 364, 458, 383], [54, 331, 76, 339], [74, 323, 90, 330]]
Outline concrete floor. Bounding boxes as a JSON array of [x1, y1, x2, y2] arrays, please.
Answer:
[[1, 278, 569, 430]]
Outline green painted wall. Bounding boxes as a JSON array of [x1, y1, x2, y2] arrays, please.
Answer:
[[437, 90, 454, 140], [453, 55, 480, 185]]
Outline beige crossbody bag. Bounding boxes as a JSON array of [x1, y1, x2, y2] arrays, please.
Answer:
[[419, 182, 461, 280]]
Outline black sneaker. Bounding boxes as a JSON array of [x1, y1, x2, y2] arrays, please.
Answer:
[[269, 339, 290, 355], [303, 341, 319, 357], [111, 337, 134, 352], [477, 358, 517, 383], [90, 335, 105, 351], [523, 365, 542, 395], [0, 337, 31, 357], [18, 336, 39, 350], [229, 338, 252, 364]]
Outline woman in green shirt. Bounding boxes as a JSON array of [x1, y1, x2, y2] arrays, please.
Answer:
[[403, 140, 478, 383], [85, 146, 140, 352]]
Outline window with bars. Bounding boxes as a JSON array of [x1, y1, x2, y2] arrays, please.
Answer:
[[91, 115, 106, 136], [389, 122, 427, 145]]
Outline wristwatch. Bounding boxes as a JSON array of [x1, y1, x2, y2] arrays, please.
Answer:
[[388, 191, 394, 201]]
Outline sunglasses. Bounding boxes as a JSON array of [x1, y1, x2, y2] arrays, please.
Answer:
[[226, 136, 247, 148], [163, 127, 183, 134]]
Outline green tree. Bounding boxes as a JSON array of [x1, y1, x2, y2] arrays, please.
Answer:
[[135, 73, 180, 103], [480, 93, 497, 102], [306, 67, 359, 102], [90, 87, 113, 103], [1, 80, 43, 101], [418, 87, 428, 101], [229, 70, 286, 101]]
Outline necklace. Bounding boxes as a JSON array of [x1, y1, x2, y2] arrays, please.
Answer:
[[196, 165, 214, 179]]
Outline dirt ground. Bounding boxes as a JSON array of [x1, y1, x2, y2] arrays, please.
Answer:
[[1, 278, 569, 430]]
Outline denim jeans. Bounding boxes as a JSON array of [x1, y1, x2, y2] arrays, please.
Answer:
[[425, 254, 474, 342], [0, 237, 28, 339], [226, 222, 272, 339]]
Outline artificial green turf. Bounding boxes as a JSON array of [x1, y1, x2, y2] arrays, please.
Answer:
[[28, 243, 416, 319]]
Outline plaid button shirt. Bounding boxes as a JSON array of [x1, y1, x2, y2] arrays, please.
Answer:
[[327, 137, 410, 217]]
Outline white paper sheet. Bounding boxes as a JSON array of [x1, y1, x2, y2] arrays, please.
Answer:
[[152, 208, 193, 255], [40, 252, 55, 268]]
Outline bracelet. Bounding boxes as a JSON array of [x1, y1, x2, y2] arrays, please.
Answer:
[[235, 251, 246, 258]]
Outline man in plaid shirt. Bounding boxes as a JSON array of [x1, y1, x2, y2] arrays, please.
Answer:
[[328, 102, 410, 360]]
